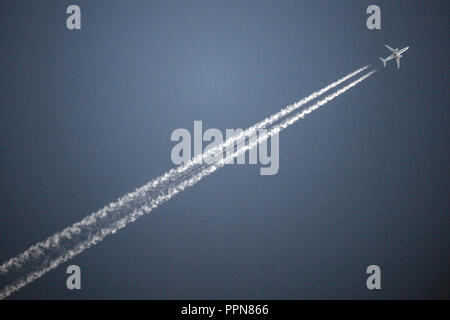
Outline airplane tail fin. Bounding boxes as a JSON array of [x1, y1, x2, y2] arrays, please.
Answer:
[[379, 57, 386, 67]]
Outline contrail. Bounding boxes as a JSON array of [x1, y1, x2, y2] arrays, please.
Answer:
[[0, 66, 368, 273], [0, 67, 375, 299]]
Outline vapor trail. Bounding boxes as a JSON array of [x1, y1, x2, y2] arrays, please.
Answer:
[[0, 68, 375, 299], [0, 65, 367, 274]]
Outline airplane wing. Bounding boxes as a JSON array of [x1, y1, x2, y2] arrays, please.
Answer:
[[396, 56, 400, 69], [385, 54, 395, 61], [385, 44, 396, 52]]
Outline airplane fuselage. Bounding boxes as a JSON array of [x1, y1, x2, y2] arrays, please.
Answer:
[[393, 47, 409, 57]]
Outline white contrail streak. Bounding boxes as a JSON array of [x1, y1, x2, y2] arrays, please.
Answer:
[[0, 68, 375, 299], [0, 66, 367, 273]]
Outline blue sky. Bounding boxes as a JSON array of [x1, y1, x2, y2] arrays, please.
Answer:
[[0, 1, 448, 299]]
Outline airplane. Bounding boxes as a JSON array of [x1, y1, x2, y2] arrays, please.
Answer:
[[379, 44, 409, 69]]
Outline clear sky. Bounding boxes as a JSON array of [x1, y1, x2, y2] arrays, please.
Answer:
[[0, 1, 448, 299]]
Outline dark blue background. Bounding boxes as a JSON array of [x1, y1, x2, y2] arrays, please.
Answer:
[[0, 1, 448, 299]]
